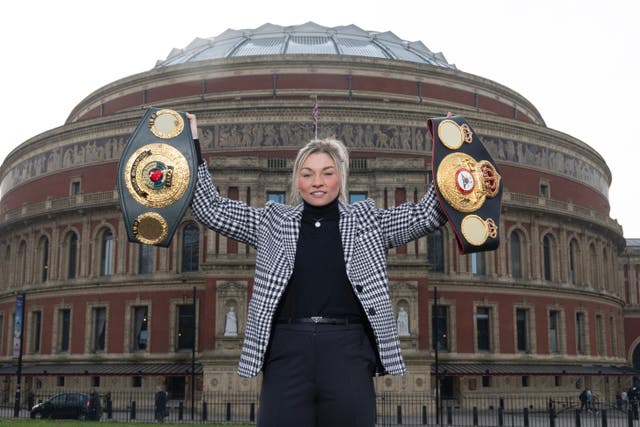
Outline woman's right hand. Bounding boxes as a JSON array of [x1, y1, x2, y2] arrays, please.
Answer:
[[186, 112, 198, 139]]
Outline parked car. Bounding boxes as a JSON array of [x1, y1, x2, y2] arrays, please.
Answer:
[[30, 392, 95, 419]]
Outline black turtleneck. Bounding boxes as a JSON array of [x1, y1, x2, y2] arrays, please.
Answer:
[[276, 198, 363, 321]]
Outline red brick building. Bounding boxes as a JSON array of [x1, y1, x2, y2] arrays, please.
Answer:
[[0, 22, 637, 403]]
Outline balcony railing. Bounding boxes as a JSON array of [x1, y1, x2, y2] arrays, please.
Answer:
[[0, 189, 623, 237], [1, 190, 118, 225]]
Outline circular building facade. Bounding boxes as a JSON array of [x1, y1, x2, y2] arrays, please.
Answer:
[[0, 22, 631, 405]]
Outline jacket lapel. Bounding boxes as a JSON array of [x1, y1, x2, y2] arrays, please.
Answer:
[[338, 202, 356, 272], [283, 206, 303, 271]]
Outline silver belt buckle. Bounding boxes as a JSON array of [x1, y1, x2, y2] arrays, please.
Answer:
[[310, 316, 323, 323]]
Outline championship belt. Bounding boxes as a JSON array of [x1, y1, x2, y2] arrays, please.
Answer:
[[428, 115, 502, 254], [117, 108, 197, 247]]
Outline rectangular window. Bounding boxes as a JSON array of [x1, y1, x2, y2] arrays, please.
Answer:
[[482, 376, 491, 388], [522, 376, 529, 387], [476, 307, 491, 352], [92, 376, 100, 387], [132, 306, 149, 352], [70, 180, 81, 195], [59, 309, 71, 352], [267, 158, 287, 169], [549, 310, 560, 354], [432, 305, 449, 351], [177, 304, 195, 351], [57, 376, 65, 387], [132, 376, 142, 388], [555, 376, 561, 387], [349, 158, 368, 170], [576, 312, 586, 355], [540, 182, 549, 197], [31, 311, 42, 353], [93, 307, 106, 352], [516, 308, 528, 352], [349, 192, 367, 204], [267, 191, 286, 204]]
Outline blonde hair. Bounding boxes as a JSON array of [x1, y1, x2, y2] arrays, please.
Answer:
[[290, 138, 349, 205]]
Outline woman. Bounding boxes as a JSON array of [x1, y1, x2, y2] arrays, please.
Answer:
[[188, 113, 447, 427]]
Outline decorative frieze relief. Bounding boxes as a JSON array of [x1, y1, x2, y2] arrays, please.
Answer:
[[480, 136, 609, 196], [1, 122, 608, 199]]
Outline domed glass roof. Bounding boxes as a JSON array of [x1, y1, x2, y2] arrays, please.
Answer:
[[155, 22, 456, 69]]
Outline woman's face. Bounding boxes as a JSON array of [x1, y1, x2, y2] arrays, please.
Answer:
[[297, 152, 340, 206]]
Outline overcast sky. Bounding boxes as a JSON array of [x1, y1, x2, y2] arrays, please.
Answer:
[[3, 0, 639, 237]]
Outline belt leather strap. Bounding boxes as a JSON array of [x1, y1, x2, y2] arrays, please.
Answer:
[[278, 317, 362, 325], [428, 115, 503, 254], [117, 108, 197, 247]]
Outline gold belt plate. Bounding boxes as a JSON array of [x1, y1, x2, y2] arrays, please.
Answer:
[[123, 143, 191, 209], [132, 212, 169, 245], [436, 152, 501, 213]]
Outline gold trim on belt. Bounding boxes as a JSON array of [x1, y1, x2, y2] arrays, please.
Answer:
[[123, 143, 191, 209]]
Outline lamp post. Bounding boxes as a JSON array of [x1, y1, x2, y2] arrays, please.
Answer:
[[191, 286, 196, 421], [433, 287, 441, 426], [13, 293, 25, 418]]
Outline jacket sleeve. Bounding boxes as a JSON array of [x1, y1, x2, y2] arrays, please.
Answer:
[[190, 162, 261, 248], [378, 182, 447, 248]]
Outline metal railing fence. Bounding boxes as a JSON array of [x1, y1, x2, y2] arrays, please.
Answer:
[[0, 390, 638, 426]]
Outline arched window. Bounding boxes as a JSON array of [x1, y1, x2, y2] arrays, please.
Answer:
[[510, 231, 522, 279], [633, 343, 640, 371], [569, 239, 580, 285], [67, 232, 78, 279], [589, 244, 598, 288], [18, 241, 27, 286], [39, 236, 50, 283], [2, 245, 10, 283], [471, 252, 486, 275], [602, 248, 610, 291], [139, 244, 154, 274], [427, 229, 444, 273], [575, 311, 587, 355], [100, 229, 114, 276], [542, 235, 552, 281], [181, 223, 199, 272]]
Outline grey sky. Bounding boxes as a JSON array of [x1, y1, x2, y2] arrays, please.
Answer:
[[3, 0, 638, 236]]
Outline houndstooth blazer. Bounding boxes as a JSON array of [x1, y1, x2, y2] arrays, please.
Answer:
[[191, 162, 447, 378]]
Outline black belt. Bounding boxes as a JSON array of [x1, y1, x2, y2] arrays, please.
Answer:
[[278, 316, 362, 325]]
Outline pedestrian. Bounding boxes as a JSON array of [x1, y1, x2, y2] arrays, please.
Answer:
[[586, 388, 595, 413], [154, 386, 167, 423], [579, 389, 588, 413], [188, 113, 448, 427], [88, 389, 101, 421], [621, 390, 629, 411]]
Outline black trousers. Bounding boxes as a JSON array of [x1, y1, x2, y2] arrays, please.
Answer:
[[258, 322, 377, 427]]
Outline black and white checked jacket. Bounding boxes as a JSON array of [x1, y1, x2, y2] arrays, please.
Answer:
[[191, 162, 447, 378]]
